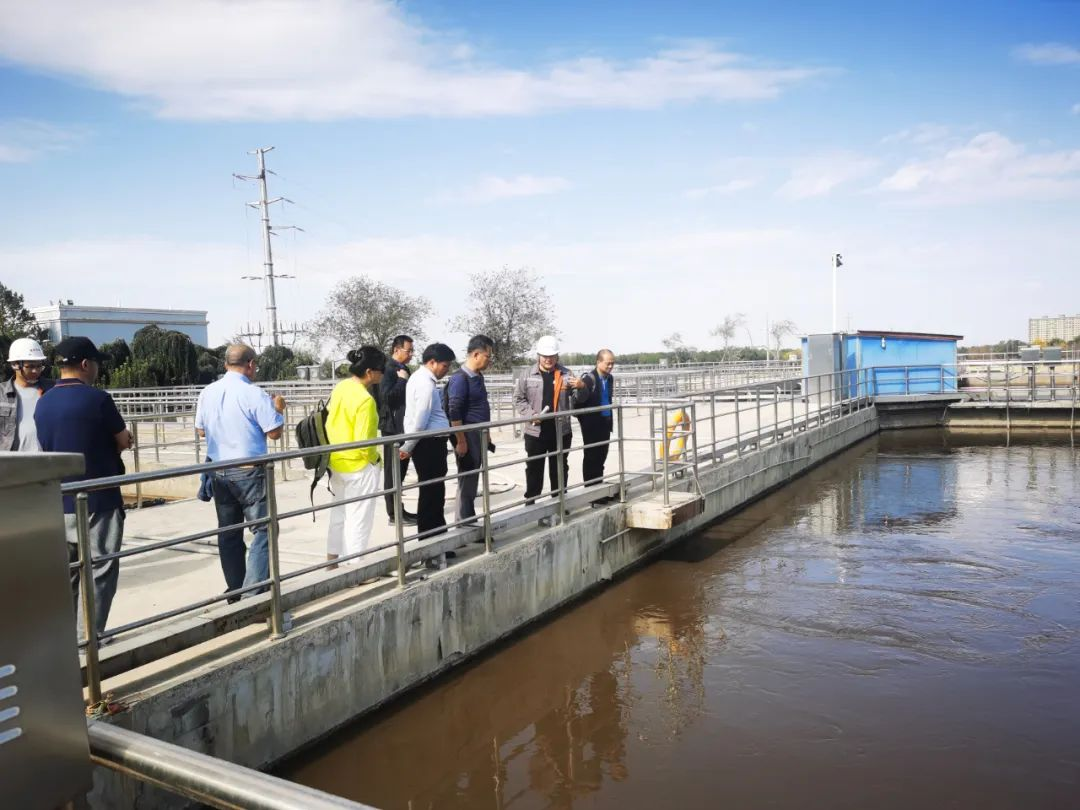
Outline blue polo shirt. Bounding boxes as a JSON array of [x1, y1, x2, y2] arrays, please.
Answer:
[[35, 380, 127, 514], [194, 371, 283, 462]]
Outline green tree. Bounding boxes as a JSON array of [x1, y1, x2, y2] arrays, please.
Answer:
[[313, 275, 431, 353], [450, 267, 556, 370], [97, 339, 131, 387], [127, 324, 199, 386]]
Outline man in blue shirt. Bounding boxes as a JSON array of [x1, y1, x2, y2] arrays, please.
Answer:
[[195, 344, 285, 600], [400, 343, 455, 564], [574, 349, 617, 505], [447, 335, 494, 526], [35, 336, 133, 640]]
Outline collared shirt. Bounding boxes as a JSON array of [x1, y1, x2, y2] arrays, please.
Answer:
[[35, 379, 127, 514], [401, 365, 450, 453], [194, 371, 283, 462], [598, 373, 612, 418]]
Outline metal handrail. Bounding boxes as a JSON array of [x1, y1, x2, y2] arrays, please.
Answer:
[[66, 368, 878, 704], [89, 722, 374, 809]]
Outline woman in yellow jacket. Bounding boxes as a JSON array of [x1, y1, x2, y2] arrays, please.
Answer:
[[325, 346, 386, 566]]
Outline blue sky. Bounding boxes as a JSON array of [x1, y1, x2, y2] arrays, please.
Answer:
[[2, 0, 1079, 352]]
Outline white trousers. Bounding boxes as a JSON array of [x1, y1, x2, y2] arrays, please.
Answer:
[[326, 464, 381, 560]]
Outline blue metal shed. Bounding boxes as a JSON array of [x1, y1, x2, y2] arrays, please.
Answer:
[[801, 330, 962, 395]]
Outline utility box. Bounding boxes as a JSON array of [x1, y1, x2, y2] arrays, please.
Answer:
[[803, 332, 844, 403], [1042, 347, 1063, 363], [1019, 347, 1041, 363], [0, 452, 91, 809]]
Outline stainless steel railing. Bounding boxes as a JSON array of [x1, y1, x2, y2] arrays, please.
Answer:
[[65, 368, 869, 705], [89, 722, 374, 809]]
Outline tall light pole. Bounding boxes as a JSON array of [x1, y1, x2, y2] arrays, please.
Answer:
[[831, 253, 843, 333]]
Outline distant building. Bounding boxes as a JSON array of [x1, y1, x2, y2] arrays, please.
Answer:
[[31, 304, 209, 347], [1029, 315, 1080, 344]]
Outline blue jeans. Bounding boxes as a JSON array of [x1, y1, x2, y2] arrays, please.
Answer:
[[212, 467, 269, 595]]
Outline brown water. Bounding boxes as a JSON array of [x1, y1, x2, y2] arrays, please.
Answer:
[[284, 433, 1080, 809]]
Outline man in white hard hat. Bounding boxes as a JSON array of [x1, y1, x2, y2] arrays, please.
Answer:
[[1, 336, 53, 452], [512, 335, 586, 523]]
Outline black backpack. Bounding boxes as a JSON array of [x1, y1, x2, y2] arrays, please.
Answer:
[[294, 399, 332, 517]]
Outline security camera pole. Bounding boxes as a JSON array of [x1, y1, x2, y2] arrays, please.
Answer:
[[831, 253, 843, 333]]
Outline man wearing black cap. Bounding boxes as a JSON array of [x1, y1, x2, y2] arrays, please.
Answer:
[[35, 336, 133, 641]]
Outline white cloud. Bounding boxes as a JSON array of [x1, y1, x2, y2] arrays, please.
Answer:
[[684, 178, 759, 199], [1013, 42, 1080, 65], [433, 175, 571, 204], [8, 219, 1080, 351], [878, 131, 1080, 203], [776, 152, 878, 200], [0, 2, 825, 121], [0, 119, 86, 162], [881, 123, 952, 146]]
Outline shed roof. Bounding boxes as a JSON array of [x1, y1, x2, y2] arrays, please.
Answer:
[[854, 330, 963, 341]]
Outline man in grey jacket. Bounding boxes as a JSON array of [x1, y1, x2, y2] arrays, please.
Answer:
[[1, 337, 53, 452], [512, 335, 586, 511]]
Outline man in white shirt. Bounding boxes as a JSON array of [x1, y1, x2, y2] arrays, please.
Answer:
[[399, 343, 456, 552]]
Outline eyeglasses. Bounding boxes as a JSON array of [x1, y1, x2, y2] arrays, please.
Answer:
[[18, 362, 45, 371]]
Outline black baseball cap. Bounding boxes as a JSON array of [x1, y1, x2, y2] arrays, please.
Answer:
[[54, 336, 107, 364]]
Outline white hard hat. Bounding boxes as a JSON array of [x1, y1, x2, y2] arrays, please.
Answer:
[[535, 335, 560, 356], [7, 337, 46, 363]]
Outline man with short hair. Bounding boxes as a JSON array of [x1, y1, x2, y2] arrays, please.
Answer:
[[399, 343, 455, 559], [34, 336, 132, 639], [575, 349, 617, 505], [379, 334, 418, 526], [2, 337, 53, 452], [195, 344, 286, 600], [513, 336, 586, 519], [447, 335, 494, 525]]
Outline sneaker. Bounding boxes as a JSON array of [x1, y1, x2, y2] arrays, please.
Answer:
[[445, 550, 457, 559], [537, 516, 552, 528], [424, 553, 446, 571]]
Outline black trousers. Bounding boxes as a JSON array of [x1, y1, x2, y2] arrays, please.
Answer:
[[411, 437, 448, 536], [383, 447, 412, 517], [524, 432, 571, 501], [580, 417, 613, 487]]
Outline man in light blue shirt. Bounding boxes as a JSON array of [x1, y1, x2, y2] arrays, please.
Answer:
[[399, 343, 455, 556], [195, 344, 285, 600]]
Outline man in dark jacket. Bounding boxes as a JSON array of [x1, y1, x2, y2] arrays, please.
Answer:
[[575, 349, 616, 505], [1, 337, 54, 452], [379, 334, 417, 525], [447, 335, 494, 524]]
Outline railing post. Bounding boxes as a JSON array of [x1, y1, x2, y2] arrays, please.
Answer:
[[76, 492, 102, 706], [734, 387, 742, 457], [755, 388, 762, 447], [617, 406, 627, 504], [132, 421, 143, 509], [480, 429, 493, 554], [939, 365, 945, 394], [709, 393, 717, 461], [555, 421, 566, 525], [153, 402, 161, 464], [391, 440, 407, 586], [279, 404, 289, 482], [689, 401, 700, 485], [264, 463, 286, 640], [804, 377, 810, 428], [661, 402, 670, 506], [648, 407, 658, 491], [773, 385, 779, 439]]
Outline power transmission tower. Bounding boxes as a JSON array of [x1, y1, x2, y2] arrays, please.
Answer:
[[233, 146, 304, 348]]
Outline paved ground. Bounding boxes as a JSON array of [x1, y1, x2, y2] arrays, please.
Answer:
[[104, 397, 820, 643]]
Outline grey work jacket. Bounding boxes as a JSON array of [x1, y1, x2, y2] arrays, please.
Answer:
[[512, 363, 584, 438], [0, 377, 54, 451]]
